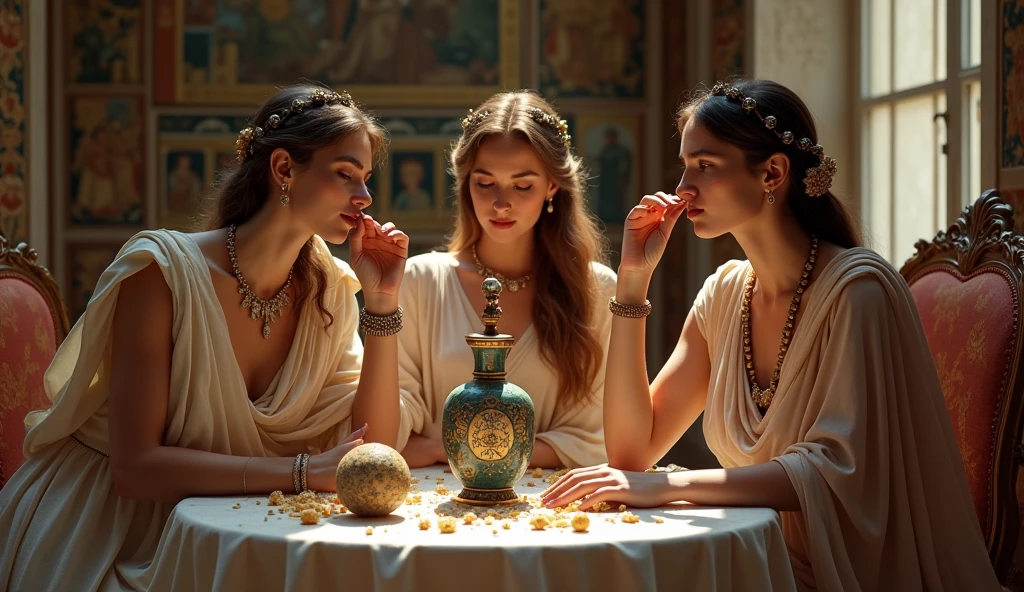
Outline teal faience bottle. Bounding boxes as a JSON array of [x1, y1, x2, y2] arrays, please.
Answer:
[[441, 278, 535, 504]]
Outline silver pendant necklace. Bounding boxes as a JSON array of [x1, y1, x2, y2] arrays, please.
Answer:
[[226, 224, 293, 339]]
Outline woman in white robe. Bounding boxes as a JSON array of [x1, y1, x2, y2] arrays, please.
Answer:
[[543, 79, 1000, 590], [396, 91, 616, 469], [0, 84, 412, 591]]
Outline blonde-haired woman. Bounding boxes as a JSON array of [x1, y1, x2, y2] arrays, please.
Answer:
[[396, 91, 616, 469]]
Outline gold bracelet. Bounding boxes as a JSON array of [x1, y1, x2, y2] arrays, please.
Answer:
[[292, 454, 303, 494], [299, 453, 311, 492], [242, 456, 252, 496], [609, 297, 652, 318]]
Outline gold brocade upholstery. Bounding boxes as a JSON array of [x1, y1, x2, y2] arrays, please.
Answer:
[[899, 190, 1024, 585], [0, 234, 69, 488]]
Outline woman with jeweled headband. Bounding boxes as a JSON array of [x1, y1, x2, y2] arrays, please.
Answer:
[[543, 79, 999, 590], [395, 91, 617, 470], [0, 84, 410, 591]]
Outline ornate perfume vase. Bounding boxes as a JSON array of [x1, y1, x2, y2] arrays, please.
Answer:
[[441, 278, 535, 504]]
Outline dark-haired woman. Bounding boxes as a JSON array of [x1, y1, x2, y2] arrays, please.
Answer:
[[0, 84, 409, 591], [543, 79, 999, 590]]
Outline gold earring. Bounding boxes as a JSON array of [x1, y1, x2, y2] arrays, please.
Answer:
[[280, 183, 290, 206], [766, 189, 775, 205], [546, 198, 554, 213]]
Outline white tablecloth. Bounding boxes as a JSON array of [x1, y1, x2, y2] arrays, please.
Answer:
[[149, 465, 796, 591]]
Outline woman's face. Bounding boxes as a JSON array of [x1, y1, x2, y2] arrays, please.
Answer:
[[674, 118, 771, 239], [287, 131, 374, 244], [467, 134, 558, 246]]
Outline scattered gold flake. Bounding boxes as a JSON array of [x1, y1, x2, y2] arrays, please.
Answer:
[[410, 477, 420, 484], [268, 491, 285, 506], [255, 501, 261, 505], [365, 527, 374, 535], [530, 515, 552, 530], [267, 510, 274, 516], [532, 467, 544, 478], [545, 469, 570, 484], [527, 482, 536, 487], [654, 517, 664, 524], [618, 504, 627, 512], [232, 503, 241, 509], [300, 509, 320, 525], [553, 519, 571, 529], [435, 485, 449, 495], [438, 517, 457, 533], [621, 512, 640, 524], [419, 518, 431, 530], [502, 522, 511, 530], [571, 513, 590, 532], [462, 512, 478, 525], [484, 516, 494, 525]]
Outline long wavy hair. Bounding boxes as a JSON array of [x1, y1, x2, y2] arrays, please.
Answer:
[[677, 78, 861, 249], [201, 83, 388, 327], [448, 91, 608, 410]]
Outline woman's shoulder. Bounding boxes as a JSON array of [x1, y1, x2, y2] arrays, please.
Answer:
[[588, 261, 618, 299], [701, 258, 750, 296], [404, 250, 457, 285]]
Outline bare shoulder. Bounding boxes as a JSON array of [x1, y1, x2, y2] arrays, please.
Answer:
[[114, 262, 173, 347], [118, 262, 172, 311]]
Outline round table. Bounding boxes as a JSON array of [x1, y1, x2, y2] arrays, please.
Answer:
[[148, 465, 796, 591]]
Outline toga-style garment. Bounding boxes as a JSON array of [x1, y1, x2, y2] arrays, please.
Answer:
[[695, 248, 1000, 590], [0, 229, 401, 591]]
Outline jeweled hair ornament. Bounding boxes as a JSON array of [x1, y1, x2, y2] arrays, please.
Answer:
[[235, 88, 354, 162], [710, 82, 837, 197]]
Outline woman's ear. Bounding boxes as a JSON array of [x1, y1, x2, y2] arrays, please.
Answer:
[[763, 152, 790, 193], [546, 180, 559, 200], [269, 148, 293, 186]]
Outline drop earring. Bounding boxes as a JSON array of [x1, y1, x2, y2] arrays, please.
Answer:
[[766, 189, 775, 205], [546, 198, 554, 213], [280, 183, 290, 206]]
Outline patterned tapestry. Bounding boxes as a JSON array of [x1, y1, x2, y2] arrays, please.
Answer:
[[0, 0, 25, 244]]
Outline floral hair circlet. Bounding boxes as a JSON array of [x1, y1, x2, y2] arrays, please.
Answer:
[[460, 106, 572, 147], [710, 82, 837, 198], [235, 88, 354, 162]]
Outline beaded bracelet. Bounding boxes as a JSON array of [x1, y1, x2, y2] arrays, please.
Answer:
[[608, 297, 653, 318], [292, 454, 303, 494], [360, 306, 404, 337], [299, 453, 310, 492]]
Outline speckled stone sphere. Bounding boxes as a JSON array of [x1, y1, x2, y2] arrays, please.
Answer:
[[335, 443, 411, 517]]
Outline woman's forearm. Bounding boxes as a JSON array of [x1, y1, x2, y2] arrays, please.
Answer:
[[665, 461, 800, 511], [111, 446, 295, 503], [352, 332, 401, 448], [603, 272, 658, 468], [528, 440, 562, 469]]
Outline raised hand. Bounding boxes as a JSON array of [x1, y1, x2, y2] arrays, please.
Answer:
[[619, 191, 686, 277], [306, 424, 367, 492], [348, 215, 409, 313]]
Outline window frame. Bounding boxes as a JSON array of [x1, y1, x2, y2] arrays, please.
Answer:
[[856, 0, 982, 263]]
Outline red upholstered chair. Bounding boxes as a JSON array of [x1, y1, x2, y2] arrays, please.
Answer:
[[899, 190, 1024, 585], [0, 234, 69, 489]]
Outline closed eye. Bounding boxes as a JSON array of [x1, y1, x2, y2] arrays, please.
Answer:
[[477, 181, 495, 189], [515, 185, 532, 191], [338, 171, 353, 180]]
